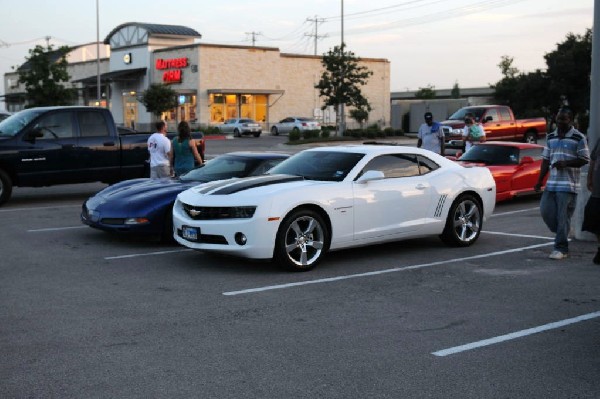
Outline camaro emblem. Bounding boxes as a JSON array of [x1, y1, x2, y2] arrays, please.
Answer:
[[189, 209, 202, 217]]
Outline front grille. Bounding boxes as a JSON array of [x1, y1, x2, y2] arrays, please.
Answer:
[[100, 218, 125, 225], [182, 204, 256, 220]]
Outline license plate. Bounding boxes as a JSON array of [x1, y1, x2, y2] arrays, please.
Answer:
[[182, 226, 200, 241]]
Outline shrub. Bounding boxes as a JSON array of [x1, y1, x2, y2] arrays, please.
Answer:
[[321, 129, 330, 139], [289, 130, 301, 141]]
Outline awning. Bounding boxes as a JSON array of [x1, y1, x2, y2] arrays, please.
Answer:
[[207, 89, 285, 95], [73, 67, 147, 85]]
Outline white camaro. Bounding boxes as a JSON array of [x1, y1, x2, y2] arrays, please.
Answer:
[[173, 145, 496, 271]]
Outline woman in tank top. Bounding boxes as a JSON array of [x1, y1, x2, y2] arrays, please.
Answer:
[[170, 121, 203, 176]]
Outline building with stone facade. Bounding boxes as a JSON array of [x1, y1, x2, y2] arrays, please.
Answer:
[[3, 22, 390, 133]]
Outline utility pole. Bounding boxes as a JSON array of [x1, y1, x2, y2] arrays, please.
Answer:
[[44, 36, 51, 47], [305, 15, 327, 56], [245, 31, 262, 46], [96, 0, 101, 104], [339, 0, 345, 137]]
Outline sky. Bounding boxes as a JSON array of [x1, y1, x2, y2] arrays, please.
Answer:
[[0, 0, 593, 109]]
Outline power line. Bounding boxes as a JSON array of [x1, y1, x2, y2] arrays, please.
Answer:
[[305, 16, 328, 55]]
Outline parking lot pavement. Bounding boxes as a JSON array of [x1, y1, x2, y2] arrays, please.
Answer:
[[1, 177, 599, 396]]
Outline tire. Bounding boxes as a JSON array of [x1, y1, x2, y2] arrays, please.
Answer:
[[274, 209, 328, 272], [233, 128, 241, 138], [253, 131, 261, 138], [0, 169, 13, 206], [271, 126, 279, 136], [524, 131, 537, 144], [440, 194, 482, 247]]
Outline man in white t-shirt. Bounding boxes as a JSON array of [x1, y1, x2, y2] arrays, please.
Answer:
[[147, 120, 172, 178], [417, 112, 445, 155]]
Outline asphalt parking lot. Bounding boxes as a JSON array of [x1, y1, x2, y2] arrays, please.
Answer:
[[2, 135, 599, 398]]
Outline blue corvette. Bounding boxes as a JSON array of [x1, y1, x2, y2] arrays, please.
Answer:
[[81, 152, 289, 240]]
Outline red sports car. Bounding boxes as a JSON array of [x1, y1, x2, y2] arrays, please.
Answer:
[[452, 142, 546, 202]]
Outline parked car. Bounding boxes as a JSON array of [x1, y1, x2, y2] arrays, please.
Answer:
[[218, 118, 262, 137], [451, 141, 546, 202], [271, 116, 320, 135], [81, 152, 289, 240], [0, 106, 153, 206], [173, 145, 496, 271], [441, 105, 547, 149]]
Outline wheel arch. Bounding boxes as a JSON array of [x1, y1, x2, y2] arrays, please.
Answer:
[[279, 203, 332, 251]]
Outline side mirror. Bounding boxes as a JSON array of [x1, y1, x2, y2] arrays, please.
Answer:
[[484, 116, 493, 123], [519, 156, 534, 165], [24, 128, 43, 142], [356, 170, 385, 184], [455, 151, 463, 159]]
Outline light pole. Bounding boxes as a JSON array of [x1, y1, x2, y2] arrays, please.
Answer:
[[96, 0, 101, 104], [339, 0, 345, 137]]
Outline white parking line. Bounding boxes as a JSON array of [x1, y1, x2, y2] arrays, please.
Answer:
[[0, 204, 80, 213], [105, 248, 192, 260], [491, 207, 539, 217], [483, 231, 554, 240], [222, 241, 555, 296], [432, 311, 600, 357], [28, 226, 87, 232]]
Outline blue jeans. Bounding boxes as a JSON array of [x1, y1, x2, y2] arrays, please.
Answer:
[[540, 191, 577, 253]]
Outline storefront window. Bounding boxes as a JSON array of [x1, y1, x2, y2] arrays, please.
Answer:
[[209, 93, 267, 123], [161, 94, 197, 125]]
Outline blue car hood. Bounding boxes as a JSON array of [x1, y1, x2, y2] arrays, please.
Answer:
[[93, 178, 199, 205]]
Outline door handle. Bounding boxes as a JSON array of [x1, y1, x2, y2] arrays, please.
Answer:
[[416, 183, 427, 190]]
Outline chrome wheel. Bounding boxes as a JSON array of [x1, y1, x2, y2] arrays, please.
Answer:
[[440, 195, 482, 246], [275, 210, 327, 271]]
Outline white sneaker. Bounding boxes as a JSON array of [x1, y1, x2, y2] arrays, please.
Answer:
[[549, 250, 568, 260]]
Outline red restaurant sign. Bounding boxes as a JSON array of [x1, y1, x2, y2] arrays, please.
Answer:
[[155, 57, 188, 83]]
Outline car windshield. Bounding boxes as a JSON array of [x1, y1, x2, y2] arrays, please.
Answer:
[[240, 119, 255, 123], [0, 109, 44, 137], [459, 145, 519, 165], [268, 150, 365, 181], [180, 155, 266, 182], [448, 108, 486, 121]]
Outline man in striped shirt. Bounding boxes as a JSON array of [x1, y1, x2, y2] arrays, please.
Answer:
[[534, 108, 590, 260]]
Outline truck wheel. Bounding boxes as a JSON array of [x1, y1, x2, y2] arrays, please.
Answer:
[[0, 169, 13, 206], [524, 131, 537, 144]]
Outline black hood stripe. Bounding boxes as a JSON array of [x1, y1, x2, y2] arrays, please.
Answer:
[[210, 174, 304, 195]]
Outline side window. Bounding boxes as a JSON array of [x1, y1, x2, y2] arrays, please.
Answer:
[[34, 112, 75, 139], [499, 108, 512, 121], [521, 148, 543, 161], [484, 109, 499, 122], [362, 154, 420, 179], [78, 111, 110, 137], [417, 155, 440, 175]]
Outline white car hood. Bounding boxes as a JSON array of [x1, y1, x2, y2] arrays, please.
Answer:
[[178, 174, 332, 206]]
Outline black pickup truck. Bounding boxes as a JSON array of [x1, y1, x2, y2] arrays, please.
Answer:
[[0, 106, 204, 206]]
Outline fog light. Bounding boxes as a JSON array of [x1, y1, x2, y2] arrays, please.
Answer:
[[124, 217, 150, 225], [234, 232, 247, 245]]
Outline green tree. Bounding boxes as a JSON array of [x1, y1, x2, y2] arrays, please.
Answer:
[[492, 30, 591, 130], [414, 84, 436, 99], [139, 84, 178, 118], [315, 44, 374, 132], [17, 44, 76, 107], [450, 82, 460, 99], [544, 29, 592, 119]]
